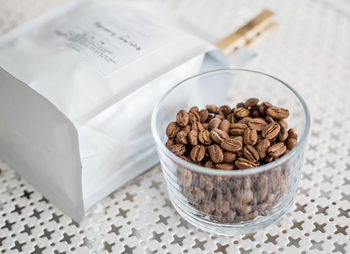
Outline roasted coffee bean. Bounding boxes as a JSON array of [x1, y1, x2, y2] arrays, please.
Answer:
[[199, 175, 214, 191], [206, 104, 220, 114], [286, 138, 297, 150], [262, 122, 281, 139], [190, 145, 205, 162], [181, 125, 191, 134], [267, 106, 289, 120], [278, 127, 288, 142], [166, 122, 180, 138], [248, 118, 267, 131], [175, 131, 188, 144], [207, 114, 215, 122], [219, 119, 230, 133], [215, 114, 225, 120], [235, 158, 257, 169], [176, 110, 189, 126], [258, 102, 272, 116], [244, 128, 258, 146], [166, 139, 174, 149], [210, 128, 229, 144], [278, 119, 288, 130], [191, 121, 204, 131], [220, 105, 232, 115], [226, 113, 236, 124], [199, 109, 209, 123], [234, 107, 250, 118], [288, 128, 298, 139], [230, 123, 248, 136], [205, 160, 214, 168], [188, 111, 200, 124], [221, 137, 242, 152], [178, 168, 192, 187], [238, 116, 253, 125], [188, 130, 199, 146], [208, 117, 221, 130], [169, 144, 186, 156], [198, 129, 212, 145], [256, 139, 271, 159], [265, 116, 274, 123], [264, 155, 274, 163], [215, 163, 234, 170], [208, 144, 224, 163], [245, 97, 259, 108], [251, 110, 260, 118], [189, 106, 199, 113], [267, 142, 287, 159], [243, 145, 259, 163], [217, 110, 225, 118], [236, 102, 245, 108], [223, 152, 236, 163]]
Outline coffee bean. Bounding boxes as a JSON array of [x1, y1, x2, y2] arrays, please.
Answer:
[[264, 155, 273, 163], [251, 110, 260, 118], [188, 111, 200, 124], [166, 139, 174, 149], [286, 138, 297, 150], [219, 119, 230, 133], [207, 114, 215, 122], [278, 119, 288, 130], [258, 102, 272, 116], [210, 128, 229, 144], [221, 137, 242, 152], [176, 110, 189, 126], [181, 125, 191, 134], [208, 144, 224, 163], [244, 128, 258, 146], [256, 139, 271, 159], [169, 144, 186, 156], [208, 117, 221, 130], [234, 107, 250, 118], [236, 102, 245, 108], [191, 121, 204, 131], [230, 123, 248, 136], [267, 142, 287, 159], [199, 109, 209, 123], [265, 116, 274, 123], [223, 152, 236, 163], [175, 131, 188, 144], [188, 130, 199, 146], [178, 168, 192, 187], [243, 145, 259, 163], [166, 122, 180, 138], [198, 129, 212, 145], [248, 118, 267, 131], [245, 97, 259, 108], [233, 136, 244, 144], [206, 104, 220, 114], [235, 158, 257, 169], [220, 105, 232, 115], [205, 160, 214, 168], [267, 106, 289, 120], [203, 123, 209, 130], [288, 128, 298, 139], [262, 122, 281, 139], [278, 127, 288, 142], [226, 113, 236, 124], [215, 114, 225, 121], [215, 163, 234, 170], [190, 145, 205, 162], [189, 106, 199, 113], [238, 116, 253, 125]]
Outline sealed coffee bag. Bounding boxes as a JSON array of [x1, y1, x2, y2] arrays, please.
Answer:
[[0, 0, 231, 220]]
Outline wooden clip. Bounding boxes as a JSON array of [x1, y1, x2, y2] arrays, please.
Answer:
[[215, 9, 277, 56]]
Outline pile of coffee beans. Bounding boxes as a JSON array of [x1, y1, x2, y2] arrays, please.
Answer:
[[165, 98, 298, 169], [165, 98, 298, 223]]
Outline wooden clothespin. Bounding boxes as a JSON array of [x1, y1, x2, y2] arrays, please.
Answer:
[[215, 9, 278, 56]]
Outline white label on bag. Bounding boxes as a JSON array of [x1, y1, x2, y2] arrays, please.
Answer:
[[43, 4, 178, 77]]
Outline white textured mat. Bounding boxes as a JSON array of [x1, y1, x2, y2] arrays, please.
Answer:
[[0, 0, 350, 253]]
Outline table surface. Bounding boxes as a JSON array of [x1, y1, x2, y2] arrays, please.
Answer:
[[0, 0, 350, 253]]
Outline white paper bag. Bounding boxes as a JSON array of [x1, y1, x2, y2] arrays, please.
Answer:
[[0, 0, 231, 220]]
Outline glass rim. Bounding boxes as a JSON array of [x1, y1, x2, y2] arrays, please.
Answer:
[[151, 68, 311, 176]]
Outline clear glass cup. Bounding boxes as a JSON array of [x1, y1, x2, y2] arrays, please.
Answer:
[[151, 69, 311, 235]]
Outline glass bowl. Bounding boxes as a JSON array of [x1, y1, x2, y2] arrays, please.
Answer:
[[151, 69, 311, 235]]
